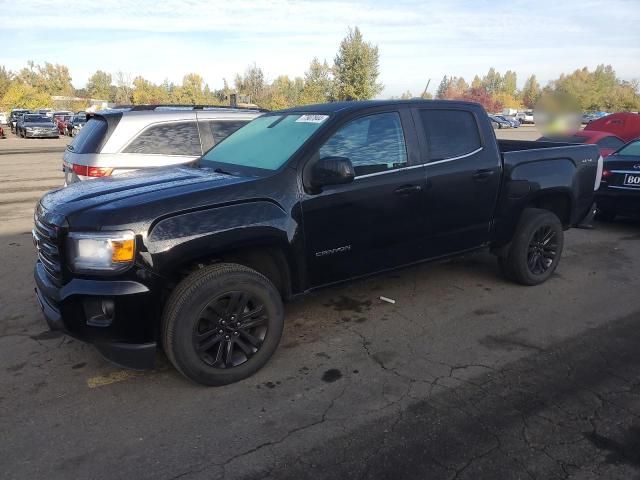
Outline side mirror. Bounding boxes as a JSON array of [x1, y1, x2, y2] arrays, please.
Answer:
[[309, 156, 355, 188]]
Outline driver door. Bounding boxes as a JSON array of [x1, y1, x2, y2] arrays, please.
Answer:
[[300, 110, 429, 288]]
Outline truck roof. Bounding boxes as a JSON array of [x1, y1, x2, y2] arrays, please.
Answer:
[[279, 99, 484, 114]]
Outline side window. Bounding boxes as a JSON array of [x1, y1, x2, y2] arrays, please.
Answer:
[[596, 136, 624, 150], [418, 109, 481, 161], [199, 120, 249, 152], [319, 112, 408, 177], [123, 121, 201, 156]]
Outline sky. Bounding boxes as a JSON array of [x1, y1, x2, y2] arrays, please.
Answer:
[[1, 0, 639, 97]]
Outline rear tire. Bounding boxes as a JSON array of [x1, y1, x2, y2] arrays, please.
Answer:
[[162, 263, 284, 386], [500, 208, 564, 286]]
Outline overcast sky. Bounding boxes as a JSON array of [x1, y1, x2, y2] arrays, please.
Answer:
[[1, 0, 639, 97]]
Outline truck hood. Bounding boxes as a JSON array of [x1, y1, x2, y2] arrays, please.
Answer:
[[40, 166, 258, 230]]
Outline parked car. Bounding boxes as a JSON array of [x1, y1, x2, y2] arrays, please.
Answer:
[[488, 115, 512, 129], [16, 114, 59, 138], [63, 105, 262, 184], [0, 112, 7, 125], [494, 114, 520, 128], [55, 115, 73, 135], [595, 139, 640, 220], [9, 108, 30, 133], [66, 113, 87, 137], [33, 100, 601, 385], [538, 131, 625, 157], [584, 112, 640, 143], [515, 111, 534, 124]]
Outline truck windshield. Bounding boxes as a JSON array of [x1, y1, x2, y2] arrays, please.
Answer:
[[201, 114, 329, 171]]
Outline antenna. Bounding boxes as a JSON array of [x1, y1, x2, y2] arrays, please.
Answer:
[[421, 79, 431, 98]]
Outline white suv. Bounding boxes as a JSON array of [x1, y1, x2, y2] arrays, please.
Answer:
[[63, 105, 263, 184]]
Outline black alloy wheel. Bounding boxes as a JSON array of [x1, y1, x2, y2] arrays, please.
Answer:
[[527, 225, 558, 275], [193, 291, 268, 368]]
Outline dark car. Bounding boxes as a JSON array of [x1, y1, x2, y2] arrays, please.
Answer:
[[538, 131, 625, 158], [33, 100, 600, 385], [9, 108, 30, 134], [67, 113, 87, 137], [17, 114, 59, 138], [488, 114, 512, 129], [494, 115, 519, 128], [595, 139, 640, 220]]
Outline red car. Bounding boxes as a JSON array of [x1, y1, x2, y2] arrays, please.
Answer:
[[0, 125, 5, 139], [585, 112, 640, 143], [538, 130, 626, 157]]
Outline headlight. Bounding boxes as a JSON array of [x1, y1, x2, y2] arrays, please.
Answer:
[[26, 127, 34, 130], [66, 231, 135, 272]]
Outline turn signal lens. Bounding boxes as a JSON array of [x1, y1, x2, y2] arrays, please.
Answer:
[[601, 169, 612, 178], [111, 238, 135, 262]]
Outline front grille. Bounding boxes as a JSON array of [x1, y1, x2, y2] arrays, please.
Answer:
[[33, 214, 63, 284]]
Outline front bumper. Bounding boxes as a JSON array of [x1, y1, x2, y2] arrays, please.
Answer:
[[596, 189, 640, 215], [34, 262, 158, 369], [25, 130, 59, 138]]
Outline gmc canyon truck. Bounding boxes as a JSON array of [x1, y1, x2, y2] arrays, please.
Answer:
[[33, 100, 602, 386]]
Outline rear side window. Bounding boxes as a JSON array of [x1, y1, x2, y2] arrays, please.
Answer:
[[596, 136, 624, 150], [418, 109, 481, 161], [199, 120, 249, 152], [67, 118, 108, 154], [123, 121, 201, 156]]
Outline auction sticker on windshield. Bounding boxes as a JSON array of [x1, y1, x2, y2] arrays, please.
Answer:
[[296, 115, 329, 123]]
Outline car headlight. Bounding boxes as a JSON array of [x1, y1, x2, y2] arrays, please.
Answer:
[[66, 231, 135, 272], [26, 127, 34, 130]]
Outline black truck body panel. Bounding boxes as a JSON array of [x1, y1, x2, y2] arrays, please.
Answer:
[[33, 100, 600, 368]]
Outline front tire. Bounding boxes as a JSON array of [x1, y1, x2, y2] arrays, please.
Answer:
[[499, 208, 564, 285], [162, 263, 284, 386]]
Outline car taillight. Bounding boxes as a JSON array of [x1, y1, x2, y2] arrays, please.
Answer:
[[601, 169, 612, 178], [72, 164, 113, 177]]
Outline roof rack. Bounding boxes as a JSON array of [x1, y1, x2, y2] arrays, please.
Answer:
[[115, 104, 269, 112]]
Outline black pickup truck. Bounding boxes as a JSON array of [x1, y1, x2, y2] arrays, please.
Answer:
[[33, 100, 602, 385]]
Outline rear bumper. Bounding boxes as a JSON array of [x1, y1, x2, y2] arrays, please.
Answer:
[[34, 262, 157, 370]]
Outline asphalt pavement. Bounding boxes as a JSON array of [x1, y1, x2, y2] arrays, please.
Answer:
[[0, 126, 639, 480]]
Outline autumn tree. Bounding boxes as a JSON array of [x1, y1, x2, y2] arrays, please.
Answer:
[[0, 83, 51, 110], [436, 75, 450, 99], [86, 70, 112, 100], [481, 67, 502, 95], [0, 66, 13, 98], [114, 71, 134, 104], [333, 27, 383, 100], [234, 64, 266, 104]]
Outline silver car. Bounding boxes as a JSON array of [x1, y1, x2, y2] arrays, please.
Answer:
[[62, 106, 263, 184]]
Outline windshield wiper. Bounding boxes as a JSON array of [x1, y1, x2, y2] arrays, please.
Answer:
[[213, 167, 234, 176]]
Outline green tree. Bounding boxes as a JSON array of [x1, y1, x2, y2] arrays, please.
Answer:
[[114, 71, 133, 104], [471, 75, 482, 89], [300, 58, 333, 104], [132, 76, 168, 104], [234, 64, 266, 104], [501, 70, 517, 96], [436, 75, 450, 98], [332, 27, 383, 100], [86, 70, 112, 100], [482, 67, 502, 95], [176, 73, 206, 104], [521, 74, 541, 108]]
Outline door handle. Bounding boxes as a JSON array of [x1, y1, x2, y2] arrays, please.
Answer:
[[472, 169, 495, 181], [394, 184, 422, 195]]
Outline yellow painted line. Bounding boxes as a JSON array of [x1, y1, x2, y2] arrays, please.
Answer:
[[87, 370, 143, 388]]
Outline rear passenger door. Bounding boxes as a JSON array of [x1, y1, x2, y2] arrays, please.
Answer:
[[412, 107, 501, 257]]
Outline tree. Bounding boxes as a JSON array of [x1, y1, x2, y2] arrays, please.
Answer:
[[481, 67, 502, 95], [333, 26, 383, 100], [0, 83, 51, 110], [234, 63, 266, 104], [458, 86, 503, 112], [521, 74, 541, 108], [176, 73, 206, 104], [132, 76, 168, 104], [0, 66, 13, 98], [436, 75, 450, 99], [300, 58, 333, 104], [114, 71, 133, 104], [501, 70, 517, 96], [471, 75, 482, 89], [86, 70, 112, 100]]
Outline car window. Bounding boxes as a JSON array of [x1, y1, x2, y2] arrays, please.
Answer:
[[199, 120, 249, 152], [616, 140, 640, 157], [319, 112, 408, 177], [67, 117, 108, 154], [418, 109, 482, 161], [123, 121, 201, 156], [596, 136, 624, 150]]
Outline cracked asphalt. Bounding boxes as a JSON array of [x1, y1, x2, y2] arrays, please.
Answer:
[[1, 130, 639, 480]]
